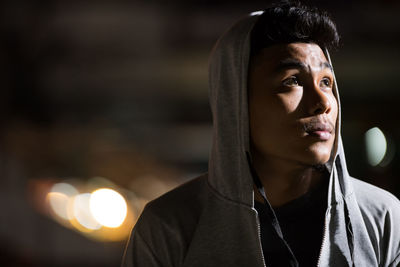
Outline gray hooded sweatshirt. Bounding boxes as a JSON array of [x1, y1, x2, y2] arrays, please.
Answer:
[[122, 13, 400, 267]]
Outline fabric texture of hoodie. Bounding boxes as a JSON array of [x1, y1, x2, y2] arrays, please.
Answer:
[[122, 12, 400, 267]]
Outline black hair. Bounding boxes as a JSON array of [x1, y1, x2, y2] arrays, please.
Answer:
[[250, 1, 340, 57]]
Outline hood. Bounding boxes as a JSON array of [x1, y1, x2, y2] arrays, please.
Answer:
[[207, 12, 353, 208]]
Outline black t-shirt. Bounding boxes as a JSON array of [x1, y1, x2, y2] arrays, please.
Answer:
[[254, 177, 329, 267]]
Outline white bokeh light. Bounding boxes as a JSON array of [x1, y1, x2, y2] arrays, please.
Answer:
[[51, 183, 78, 196], [90, 188, 127, 228], [73, 193, 102, 230], [365, 127, 387, 166], [48, 192, 72, 220], [48, 183, 79, 220]]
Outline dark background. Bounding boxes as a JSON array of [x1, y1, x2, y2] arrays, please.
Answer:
[[1, 0, 399, 266]]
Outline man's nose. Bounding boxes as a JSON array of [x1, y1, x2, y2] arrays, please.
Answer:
[[306, 81, 332, 115]]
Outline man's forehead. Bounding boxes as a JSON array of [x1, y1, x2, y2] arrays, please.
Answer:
[[275, 58, 333, 73], [253, 42, 330, 70]]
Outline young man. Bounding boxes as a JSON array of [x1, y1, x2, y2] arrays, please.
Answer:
[[122, 2, 400, 266]]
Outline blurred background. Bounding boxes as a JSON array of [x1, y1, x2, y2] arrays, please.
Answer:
[[0, 0, 399, 266]]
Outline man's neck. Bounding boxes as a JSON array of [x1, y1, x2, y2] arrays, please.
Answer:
[[252, 154, 326, 208]]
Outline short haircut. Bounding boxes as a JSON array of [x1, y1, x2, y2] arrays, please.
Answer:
[[250, 0, 340, 57]]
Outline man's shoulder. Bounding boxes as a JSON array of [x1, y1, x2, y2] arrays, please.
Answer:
[[145, 173, 208, 213], [349, 177, 400, 265], [125, 174, 210, 266], [137, 173, 209, 229], [350, 176, 400, 215]]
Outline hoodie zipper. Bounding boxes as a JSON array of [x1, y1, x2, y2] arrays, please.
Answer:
[[317, 209, 330, 267], [253, 207, 267, 267]]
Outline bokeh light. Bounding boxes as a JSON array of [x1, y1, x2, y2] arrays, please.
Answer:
[[48, 192, 73, 220], [48, 183, 79, 220], [365, 127, 387, 166], [90, 188, 128, 228], [72, 193, 102, 230], [44, 179, 136, 241]]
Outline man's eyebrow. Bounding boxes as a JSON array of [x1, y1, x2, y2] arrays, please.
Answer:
[[274, 58, 333, 72], [322, 61, 333, 71], [275, 59, 306, 72]]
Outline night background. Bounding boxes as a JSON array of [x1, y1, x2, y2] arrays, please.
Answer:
[[1, 0, 399, 266]]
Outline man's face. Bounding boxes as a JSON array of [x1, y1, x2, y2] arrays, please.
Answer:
[[248, 43, 338, 166]]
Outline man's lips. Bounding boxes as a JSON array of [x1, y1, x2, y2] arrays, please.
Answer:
[[307, 130, 332, 140], [303, 122, 334, 141]]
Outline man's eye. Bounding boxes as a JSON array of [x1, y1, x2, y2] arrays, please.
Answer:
[[320, 77, 332, 88], [282, 76, 299, 86]]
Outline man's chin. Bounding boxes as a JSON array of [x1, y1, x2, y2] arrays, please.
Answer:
[[311, 163, 327, 172], [298, 153, 331, 168], [303, 145, 333, 165]]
